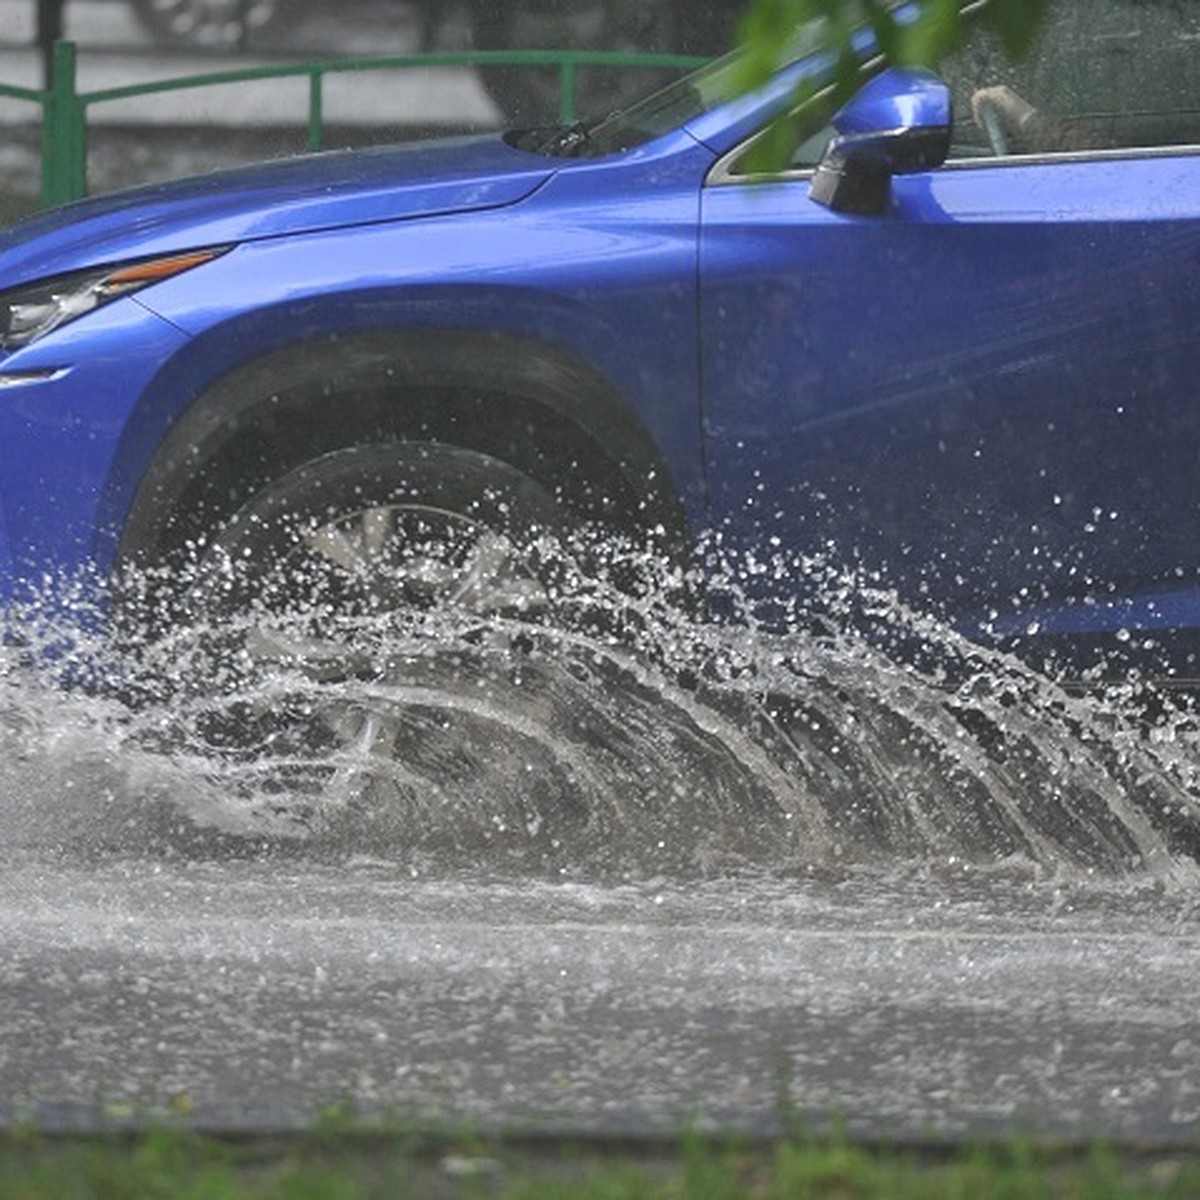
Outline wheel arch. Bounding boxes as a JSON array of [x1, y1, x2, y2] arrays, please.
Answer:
[[116, 327, 693, 576]]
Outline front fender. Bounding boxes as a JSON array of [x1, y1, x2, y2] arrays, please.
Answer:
[[116, 325, 694, 573]]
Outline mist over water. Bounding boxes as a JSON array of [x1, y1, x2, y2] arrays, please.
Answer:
[[4, 549, 1200, 889]]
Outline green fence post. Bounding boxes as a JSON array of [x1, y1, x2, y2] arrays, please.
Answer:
[[307, 69, 324, 152], [559, 58, 577, 124], [41, 40, 87, 208]]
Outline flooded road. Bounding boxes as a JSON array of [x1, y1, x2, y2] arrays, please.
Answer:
[[0, 853, 1197, 1140], [2, 576, 1199, 1143]]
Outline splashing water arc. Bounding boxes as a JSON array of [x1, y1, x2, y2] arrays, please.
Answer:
[[3, 541, 1200, 884]]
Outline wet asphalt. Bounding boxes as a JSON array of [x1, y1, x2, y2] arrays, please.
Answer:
[[0, 853, 1196, 1142]]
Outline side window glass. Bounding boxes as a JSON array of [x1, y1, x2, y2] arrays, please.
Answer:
[[787, 122, 837, 169], [724, 110, 839, 177], [942, 0, 1200, 159]]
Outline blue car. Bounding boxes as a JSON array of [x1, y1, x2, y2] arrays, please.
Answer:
[[0, 0, 1198, 689]]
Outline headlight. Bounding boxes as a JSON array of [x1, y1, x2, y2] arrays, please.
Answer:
[[0, 247, 228, 350]]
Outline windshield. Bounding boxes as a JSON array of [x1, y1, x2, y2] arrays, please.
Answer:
[[509, 17, 832, 159], [579, 51, 752, 155]]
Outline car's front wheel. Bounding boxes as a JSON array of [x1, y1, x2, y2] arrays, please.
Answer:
[[175, 441, 597, 825], [196, 441, 567, 622]]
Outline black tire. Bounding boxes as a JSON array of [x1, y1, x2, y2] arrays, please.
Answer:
[[471, 0, 685, 128], [165, 440, 597, 822], [128, 442, 740, 854], [129, 0, 285, 50]]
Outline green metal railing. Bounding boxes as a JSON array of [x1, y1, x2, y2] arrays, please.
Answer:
[[0, 40, 706, 210]]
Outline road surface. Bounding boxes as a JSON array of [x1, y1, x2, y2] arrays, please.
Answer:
[[0, 786, 1196, 1140]]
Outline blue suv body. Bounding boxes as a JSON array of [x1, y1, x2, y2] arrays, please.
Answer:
[[0, 0, 1198, 683]]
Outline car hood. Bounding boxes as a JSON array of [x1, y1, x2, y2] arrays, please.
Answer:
[[0, 134, 554, 288]]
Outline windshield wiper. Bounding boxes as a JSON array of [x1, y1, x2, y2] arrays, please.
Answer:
[[542, 121, 593, 155], [509, 121, 593, 157]]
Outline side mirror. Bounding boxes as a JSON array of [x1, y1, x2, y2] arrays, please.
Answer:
[[810, 67, 951, 216]]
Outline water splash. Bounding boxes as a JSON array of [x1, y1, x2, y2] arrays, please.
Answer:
[[3, 548, 1200, 884]]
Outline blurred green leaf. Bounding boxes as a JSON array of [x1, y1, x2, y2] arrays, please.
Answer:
[[733, 0, 1051, 171], [862, 0, 902, 61]]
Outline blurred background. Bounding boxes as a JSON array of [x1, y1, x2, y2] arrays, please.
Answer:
[[0, 0, 740, 217]]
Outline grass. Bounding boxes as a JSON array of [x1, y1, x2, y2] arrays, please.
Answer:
[[0, 1130, 1196, 1199]]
